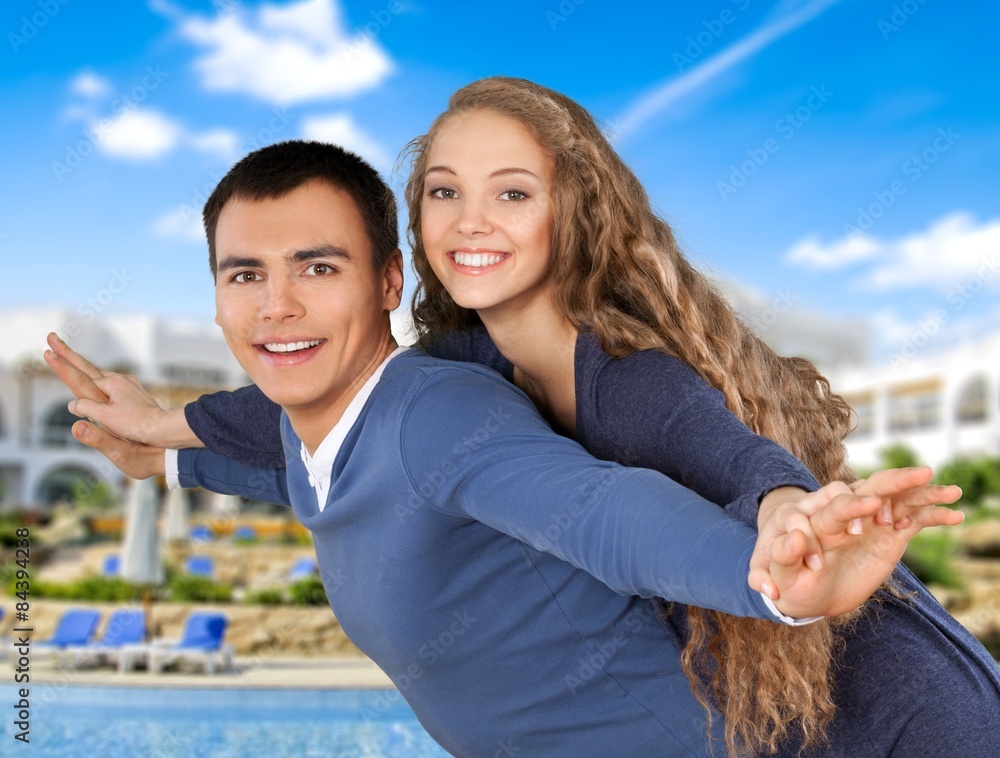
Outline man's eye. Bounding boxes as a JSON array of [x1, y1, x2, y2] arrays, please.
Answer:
[[232, 271, 259, 283], [307, 264, 333, 276]]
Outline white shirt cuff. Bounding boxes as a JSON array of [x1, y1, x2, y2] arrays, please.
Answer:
[[164, 449, 180, 490], [761, 592, 822, 626]]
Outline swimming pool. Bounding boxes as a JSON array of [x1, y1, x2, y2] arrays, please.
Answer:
[[0, 685, 449, 756]]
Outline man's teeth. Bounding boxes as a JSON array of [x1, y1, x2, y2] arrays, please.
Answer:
[[453, 252, 504, 267], [264, 340, 322, 353]]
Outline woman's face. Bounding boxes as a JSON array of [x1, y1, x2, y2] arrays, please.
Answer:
[[420, 110, 556, 319]]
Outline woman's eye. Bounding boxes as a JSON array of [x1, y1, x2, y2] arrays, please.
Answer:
[[429, 187, 457, 200], [500, 190, 527, 201]]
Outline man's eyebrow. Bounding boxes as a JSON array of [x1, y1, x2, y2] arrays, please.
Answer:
[[424, 165, 540, 181], [288, 245, 352, 264], [217, 255, 263, 272], [217, 246, 351, 272]]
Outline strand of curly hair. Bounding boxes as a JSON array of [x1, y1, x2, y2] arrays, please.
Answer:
[[402, 77, 872, 757]]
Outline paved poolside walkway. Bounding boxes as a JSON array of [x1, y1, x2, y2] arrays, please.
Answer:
[[20, 653, 394, 689]]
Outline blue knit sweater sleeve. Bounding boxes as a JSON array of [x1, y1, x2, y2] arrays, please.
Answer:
[[177, 447, 290, 506], [184, 385, 285, 469], [582, 345, 822, 526], [400, 366, 775, 619]]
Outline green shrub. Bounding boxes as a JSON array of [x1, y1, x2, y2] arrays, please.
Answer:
[[879, 442, 921, 470], [6, 575, 144, 601], [902, 529, 963, 589], [73, 480, 119, 511], [288, 576, 328, 606], [245, 588, 284, 605], [168, 574, 233, 603], [71, 575, 145, 602], [936, 456, 1000, 506]]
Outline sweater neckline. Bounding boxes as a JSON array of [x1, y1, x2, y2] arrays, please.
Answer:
[[485, 326, 610, 443]]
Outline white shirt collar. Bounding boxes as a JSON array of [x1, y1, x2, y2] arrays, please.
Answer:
[[301, 346, 410, 512]]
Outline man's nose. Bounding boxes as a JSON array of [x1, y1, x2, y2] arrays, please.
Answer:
[[261, 277, 305, 321]]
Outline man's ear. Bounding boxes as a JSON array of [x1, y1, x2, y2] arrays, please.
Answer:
[[381, 250, 404, 311]]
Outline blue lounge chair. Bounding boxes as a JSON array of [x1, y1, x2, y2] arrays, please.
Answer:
[[233, 525, 256, 541], [102, 554, 121, 576], [36, 609, 101, 651], [143, 613, 233, 674], [288, 557, 318, 581], [185, 556, 215, 578], [63, 609, 145, 667], [189, 525, 213, 542]]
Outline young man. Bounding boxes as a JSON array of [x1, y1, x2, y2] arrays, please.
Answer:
[[47, 141, 962, 757]]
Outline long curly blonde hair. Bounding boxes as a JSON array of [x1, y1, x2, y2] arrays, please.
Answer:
[[403, 77, 862, 756]]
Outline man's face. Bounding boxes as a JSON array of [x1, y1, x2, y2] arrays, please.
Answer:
[[214, 180, 401, 420]]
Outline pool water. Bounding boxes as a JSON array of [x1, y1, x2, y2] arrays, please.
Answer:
[[0, 685, 449, 757]]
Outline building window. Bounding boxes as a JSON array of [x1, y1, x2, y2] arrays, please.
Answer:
[[845, 393, 876, 438], [955, 375, 989, 424], [161, 364, 226, 387], [42, 403, 81, 448], [35, 465, 95, 505], [887, 380, 942, 433]]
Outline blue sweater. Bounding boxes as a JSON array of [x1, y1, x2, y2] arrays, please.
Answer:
[[180, 350, 781, 756], [187, 329, 1000, 756]]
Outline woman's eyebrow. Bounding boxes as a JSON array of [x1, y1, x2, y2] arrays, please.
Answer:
[[425, 165, 540, 180]]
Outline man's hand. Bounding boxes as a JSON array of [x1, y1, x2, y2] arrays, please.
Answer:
[[748, 472, 964, 619], [44, 333, 202, 449], [70, 420, 166, 480]]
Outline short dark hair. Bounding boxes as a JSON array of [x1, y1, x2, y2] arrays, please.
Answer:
[[203, 140, 399, 278]]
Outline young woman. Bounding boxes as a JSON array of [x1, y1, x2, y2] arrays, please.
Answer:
[[53, 78, 1000, 755], [397, 78, 1000, 756]]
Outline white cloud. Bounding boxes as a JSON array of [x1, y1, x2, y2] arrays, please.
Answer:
[[153, 0, 393, 106], [785, 233, 880, 269], [152, 205, 205, 242], [863, 213, 1000, 290], [301, 112, 392, 170], [614, 0, 842, 142], [786, 212, 1000, 291], [187, 128, 240, 158], [71, 71, 113, 98], [96, 109, 183, 160]]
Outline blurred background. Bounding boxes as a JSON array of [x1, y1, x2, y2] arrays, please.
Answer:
[[1, 0, 998, 754]]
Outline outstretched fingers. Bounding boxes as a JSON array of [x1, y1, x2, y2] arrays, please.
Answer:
[[848, 466, 932, 498], [44, 333, 108, 404], [809, 492, 883, 539]]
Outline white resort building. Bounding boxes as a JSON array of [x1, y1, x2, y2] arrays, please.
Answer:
[[0, 308, 248, 510], [831, 333, 1000, 470]]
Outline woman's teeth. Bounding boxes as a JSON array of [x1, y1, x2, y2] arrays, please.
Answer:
[[453, 252, 504, 267]]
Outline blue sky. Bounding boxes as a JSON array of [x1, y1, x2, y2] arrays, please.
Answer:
[[3, 0, 998, 365]]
